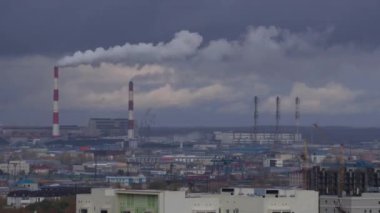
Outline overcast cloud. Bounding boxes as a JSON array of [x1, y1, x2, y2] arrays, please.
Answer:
[[1, 0, 380, 127]]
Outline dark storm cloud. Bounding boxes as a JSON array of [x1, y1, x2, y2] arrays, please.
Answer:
[[1, 0, 380, 56], [1, 1, 380, 127]]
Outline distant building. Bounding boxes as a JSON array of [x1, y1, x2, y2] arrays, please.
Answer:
[[0, 160, 30, 176], [82, 161, 128, 175], [31, 165, 50, 175], [87, 118, 129, 137], [0, 187, 9, 198], [106, 175, 146, 186], [14, 179, 38, 191], [263, 158, 284, 168], [76, 187, 318, 213], [214, 131, 302, 144], [0, 125, 83, 140]]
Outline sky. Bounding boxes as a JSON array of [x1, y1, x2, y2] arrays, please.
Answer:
[[1, 0, 380, 127]]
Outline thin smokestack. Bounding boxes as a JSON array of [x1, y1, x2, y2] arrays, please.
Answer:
[[276, 96, 280, 131], [275, 96, 280, 143], [128, 81, 134, 139], [253, 96, 259, 142], [295, 97, 300, 142], [52, 66, 60, 137]]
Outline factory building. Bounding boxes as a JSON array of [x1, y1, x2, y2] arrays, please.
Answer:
[[214, 131, 302, 145], [87, 118, 129, 137], [76, 187, 318, 213], [1, 125, 83, 141]]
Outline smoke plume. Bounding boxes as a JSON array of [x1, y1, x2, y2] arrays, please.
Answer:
[[57, 31, 203, 67]]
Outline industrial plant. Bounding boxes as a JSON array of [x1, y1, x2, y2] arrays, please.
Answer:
[[0, 65, 379, 213]]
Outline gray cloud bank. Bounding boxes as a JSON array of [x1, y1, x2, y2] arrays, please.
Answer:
[[1, 26, 380, 126], [1, 0, 380, 57]]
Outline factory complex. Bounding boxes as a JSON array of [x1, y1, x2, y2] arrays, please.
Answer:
[[1, 67, 380, 213]]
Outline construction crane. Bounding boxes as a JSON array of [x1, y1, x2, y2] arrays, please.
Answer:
[[300, 139, 310, 189], [337, 144, 345, 197], [312, 123, 346, 196]]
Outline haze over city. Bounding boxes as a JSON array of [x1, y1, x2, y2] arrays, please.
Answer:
[[1, 0, 380, 127]]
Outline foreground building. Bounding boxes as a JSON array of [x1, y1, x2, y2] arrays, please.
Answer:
[[320, 192, 380, 213], [7, 186, 90, 208], [76, 187, 318, 213]]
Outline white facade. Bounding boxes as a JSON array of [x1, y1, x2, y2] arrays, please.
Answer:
[[77, 188, 219, 213], [0, 160, 30, 176], [77, 188, 118, 213], [215, 188, 319, 213], [76, 188, 318, 213], [320, 193, 380, 213]]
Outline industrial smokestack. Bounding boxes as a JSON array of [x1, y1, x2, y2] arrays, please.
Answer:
[[52, 66, 60, 137], [253, 96, 259, 142], [128, 81, 134, 140], [295, 97, 300, 142], [276, 96, 280, 130], [275, 96, 280, 143]]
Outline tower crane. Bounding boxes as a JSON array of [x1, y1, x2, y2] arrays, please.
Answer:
[[312, 123, 346, 197], [300, 139, 310, 189]]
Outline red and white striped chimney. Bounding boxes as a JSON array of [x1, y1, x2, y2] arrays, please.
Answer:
[[52, 66, 60, 137], [128, 81, 134, 139]]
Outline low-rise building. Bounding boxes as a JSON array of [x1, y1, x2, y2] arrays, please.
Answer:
[[14, 179, 38, 191], [0, 160, 30, 176], [106, 175, 146, 186], [76, 187, 319, 213], [0, 187, 9, 198], [263, 158, 284, 168], [82, 161, 128, 175]]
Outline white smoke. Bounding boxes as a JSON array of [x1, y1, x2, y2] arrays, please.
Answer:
[[57, 30, 203, 67], [3, 26, 380, 125]]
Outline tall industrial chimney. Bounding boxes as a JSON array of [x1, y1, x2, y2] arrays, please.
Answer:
[[275, 96, 280, 143], [52, 66, 60, 137], [253, 96, 259, 142], [128, 81, 134, 140], [295, 97, 300, 142]]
